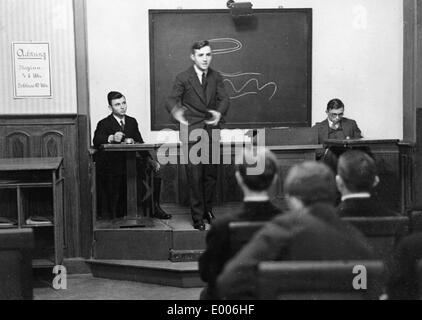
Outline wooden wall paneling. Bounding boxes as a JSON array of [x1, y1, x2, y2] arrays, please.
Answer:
[[160, 164, 179, 204], [403, 0, 417, 142], [399, 142, 416, 213], [76, 115, 92, 258], [41, 131, 65, 158], [73, 0, 94, 259], [372, 150, 401, 212], [220, 164, 242, 203], [0, 115, 81, 258], [5, 131, 31, 158], [415, 109, 422, 208]]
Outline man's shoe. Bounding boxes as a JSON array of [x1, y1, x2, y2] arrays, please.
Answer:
[[153, 205, 172, 219], [203, 211, 215, 224], [193, 222, 206, 231]]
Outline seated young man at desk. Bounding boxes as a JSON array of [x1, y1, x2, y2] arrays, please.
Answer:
[[93, 91, 171, 220], [312, 98, 363, 172]]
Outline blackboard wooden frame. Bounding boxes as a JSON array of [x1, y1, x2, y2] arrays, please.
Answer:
[[149, 8, 312, 130]]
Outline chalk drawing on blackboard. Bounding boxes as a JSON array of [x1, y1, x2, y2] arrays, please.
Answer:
[[221, 73, 278, 100], [209, 38, 278, 101], [208, 38, 242, 55]]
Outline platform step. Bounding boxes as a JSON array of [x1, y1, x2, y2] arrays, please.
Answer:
[[87, 259, 204, 288], [169, 249, 204, 262]]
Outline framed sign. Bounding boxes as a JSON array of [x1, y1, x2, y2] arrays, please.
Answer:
[[12, 42, 52, 98]]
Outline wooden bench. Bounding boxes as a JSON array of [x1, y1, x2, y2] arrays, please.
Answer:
[[0, 228, 34, 300], [257, 260, 385, 300], [343, 216, 409, 259], [228, 221, 266, 255]]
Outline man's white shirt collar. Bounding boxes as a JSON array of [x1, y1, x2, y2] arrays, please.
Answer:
[[193, 65, 207, 83], [341, 193, 371, 201], [113, 115, 125, 125]]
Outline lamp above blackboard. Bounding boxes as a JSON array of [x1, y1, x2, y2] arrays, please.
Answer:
[[227, 0, 253, 18]]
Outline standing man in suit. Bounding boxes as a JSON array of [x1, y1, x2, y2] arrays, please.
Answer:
[[336, 150, 398, 217], [312, 98, 363, 172], [166, 40, 230, 230], [93, 91, 171, 220]]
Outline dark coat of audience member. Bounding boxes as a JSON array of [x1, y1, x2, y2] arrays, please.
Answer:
[[387, 233, 422, 300], [198, 148, 281, 300], [199, 201, 281, 299], [337, 197, 398, 218], [336, 150, 398, 218], [216, 161, 374, 300]]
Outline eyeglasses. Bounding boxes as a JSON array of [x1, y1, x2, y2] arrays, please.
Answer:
[[328, 112, 344, 118]]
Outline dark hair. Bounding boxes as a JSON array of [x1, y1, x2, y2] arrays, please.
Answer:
[[107, 91, 124, 106], [326, 98, 344, 111], [236, 148, 278, 191], [337, 150, 377, 193], [284, 161, 337, 206], [191, 40, 211, 53]]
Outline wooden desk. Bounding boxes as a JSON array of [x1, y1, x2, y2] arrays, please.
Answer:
[[153, 143, 322, 207], [100, 143, 161, 222]]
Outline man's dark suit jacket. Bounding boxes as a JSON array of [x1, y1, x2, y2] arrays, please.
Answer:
[[313, 117, 363, 144], [166, 66, 230, 139], [216, 203, 373, 300], [387, 232, 422, 300], [198, 201, 281, 300], [337, 197, 399, 218], [93, 114, 145, 175]]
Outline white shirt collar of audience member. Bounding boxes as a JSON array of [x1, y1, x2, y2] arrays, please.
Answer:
[[341, 192, 371, 201], [243, 194, 270, 202]]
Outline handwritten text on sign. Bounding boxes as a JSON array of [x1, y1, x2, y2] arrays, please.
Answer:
[[12, 42, 52, 98]]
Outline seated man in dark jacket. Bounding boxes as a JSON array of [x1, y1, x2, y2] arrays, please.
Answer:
[[198, 147, 282, 300], [93, 91, 171, 220], [217, 161, 373, 300], [312, 98, 363, 172], [336, 150, 398, 217]]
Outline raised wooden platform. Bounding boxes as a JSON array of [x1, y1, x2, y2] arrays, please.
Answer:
[[89, 203, 241, 287], [87, 259, 204, 288]]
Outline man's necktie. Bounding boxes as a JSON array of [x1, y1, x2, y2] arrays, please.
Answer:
[[120, 120, 125, 132], [201, 72, 207, 90]]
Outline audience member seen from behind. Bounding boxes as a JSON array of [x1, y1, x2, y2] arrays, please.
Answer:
[[336, 150, 398, 217], [217, 161, 373, 300], [198, 147, 282, 300], [93, 91, 171, 220]]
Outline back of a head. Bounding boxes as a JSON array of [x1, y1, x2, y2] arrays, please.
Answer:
[[337, 150, 377, 193], [326, 98, 344, 111], [236, 147, 278, 192], [284, 161, 337, 206], [107, 91, 124, 105]]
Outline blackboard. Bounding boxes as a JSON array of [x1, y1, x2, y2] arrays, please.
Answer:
[[149, 9, 312, 130]]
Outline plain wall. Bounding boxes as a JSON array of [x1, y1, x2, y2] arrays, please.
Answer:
[[86, 0, 403, 143], [0, 0, 77, 114]]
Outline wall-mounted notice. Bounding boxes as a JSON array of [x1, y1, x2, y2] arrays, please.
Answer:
[[12, 42, 52, 98]]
